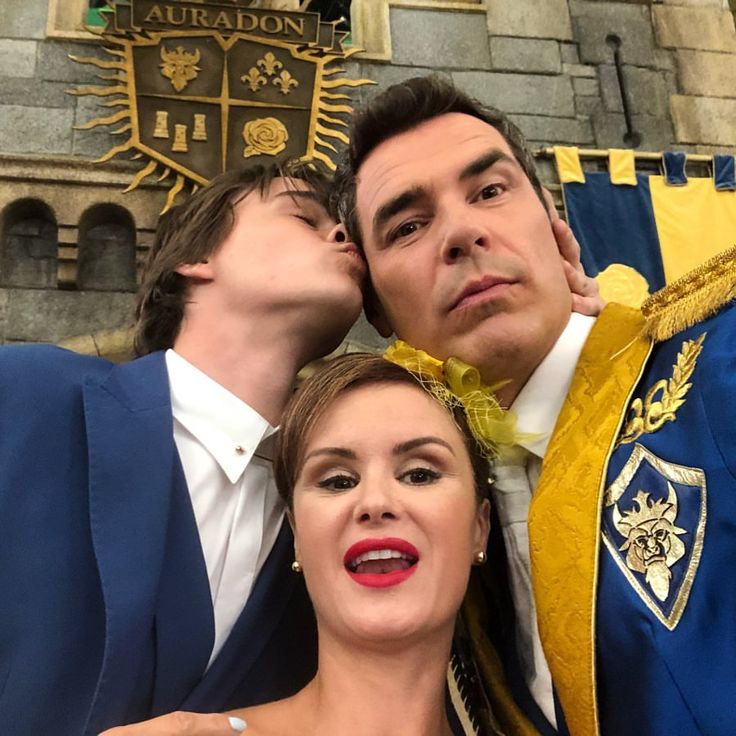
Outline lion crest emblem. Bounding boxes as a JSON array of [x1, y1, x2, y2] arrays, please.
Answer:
[[602, 444, 706, 630]]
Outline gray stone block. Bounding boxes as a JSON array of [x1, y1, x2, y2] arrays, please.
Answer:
[[560, 43, 580, 64], [72, 93, 120, 159], [0, 39, 37, 77], [487, 0, 573, 41], [358, 63, 441, 104], [490, 37, 561, 74], [452, 71, 576, 118], [573, 4, 656, 67], [510, 114, 594, 145], [0, 289, 8, 342], [38, 40, 109, 84], [592, 108, 674, 151], [3, 0, 48, 39], [0, 105, 74, 155], [389, 8, 491, 70], [0, 77, 74, 108], [575, 95, 602, 115], [562, 63, 596, 78], [599, 65, 670, 118], [677, 50, 736, 98], [4, 288, 136, 343], [671, 95, 736, 146], [573, 76, 599, 97]]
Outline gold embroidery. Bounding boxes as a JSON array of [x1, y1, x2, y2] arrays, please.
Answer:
[[618, 332, 706, 446], [594, 263, 650, 309], [602, 444, 707, 630], [612, 485, 686, 601], [159, 45, 201, 92]]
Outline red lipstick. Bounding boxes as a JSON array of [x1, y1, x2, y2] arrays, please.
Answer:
[[343, 537, 419, 589]]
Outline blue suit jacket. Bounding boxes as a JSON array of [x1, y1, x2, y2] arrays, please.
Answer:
[[0, 346, 317, 735]]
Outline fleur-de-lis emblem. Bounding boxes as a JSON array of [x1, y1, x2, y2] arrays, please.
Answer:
[[240, 67, 267, 93], [273, 70, 299, 95], [257, 52, 283, 77]]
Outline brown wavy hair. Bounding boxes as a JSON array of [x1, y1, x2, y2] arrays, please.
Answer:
[[134, 161, 333, 356]]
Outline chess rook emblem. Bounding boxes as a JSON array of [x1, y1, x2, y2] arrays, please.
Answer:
[[602, 444, 706, 630], [69, 0, 372, 211]]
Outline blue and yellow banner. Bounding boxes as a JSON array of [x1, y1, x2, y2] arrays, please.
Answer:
[[554, 147, 736, 307]]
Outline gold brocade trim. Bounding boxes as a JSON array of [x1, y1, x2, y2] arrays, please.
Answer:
[[460, 578, 540, 736], [617, 332, 706, 446], [643, 244, 736, 342], [602, 445, 707, 631], [528, 303, 653, 736]]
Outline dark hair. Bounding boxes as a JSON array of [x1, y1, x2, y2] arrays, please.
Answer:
[[134, 161, 333, 356], [333, 74, 545, 246], [274, 353, 489, 509]]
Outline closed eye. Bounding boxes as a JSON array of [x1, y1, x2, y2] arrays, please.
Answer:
[[294, 214, 318, 227]]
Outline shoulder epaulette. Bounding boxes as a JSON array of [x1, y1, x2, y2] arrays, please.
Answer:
[[642, 244, 736, 342]]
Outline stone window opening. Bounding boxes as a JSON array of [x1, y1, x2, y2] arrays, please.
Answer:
[[76, 204, 137, 292], [0, 199, 59, 290]]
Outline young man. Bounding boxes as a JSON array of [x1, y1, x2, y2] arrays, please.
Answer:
[[0, 163, 365, 735], [339, 75, 736, 736]]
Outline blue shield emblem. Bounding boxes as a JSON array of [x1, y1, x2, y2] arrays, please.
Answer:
[[602, 443, 706, 630]]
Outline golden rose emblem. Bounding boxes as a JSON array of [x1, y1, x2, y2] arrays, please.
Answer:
[[595, 263, 650, 308], [242, 117, 288, 158]]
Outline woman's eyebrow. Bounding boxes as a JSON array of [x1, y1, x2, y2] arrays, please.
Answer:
[[302, 446, 356, 463], [393, 436, 455, 456]]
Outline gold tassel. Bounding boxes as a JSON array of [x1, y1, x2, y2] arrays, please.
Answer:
[[643, 244, 736, 342]]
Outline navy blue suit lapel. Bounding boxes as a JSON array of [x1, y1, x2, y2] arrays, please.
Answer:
[[182, 521, 310, 709], [150, 453, 214, 714], [82, 352, 208, 733]]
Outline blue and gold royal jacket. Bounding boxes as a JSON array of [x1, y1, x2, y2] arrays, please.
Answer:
[[529, 245, 736, 736]]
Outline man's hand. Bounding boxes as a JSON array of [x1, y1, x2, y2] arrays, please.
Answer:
[[99, 712, 247, 735], [544, 188, 605, 317]]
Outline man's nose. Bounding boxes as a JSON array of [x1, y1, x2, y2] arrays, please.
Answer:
[[326, 222, 349, 243], [437, 204, 491, 263]]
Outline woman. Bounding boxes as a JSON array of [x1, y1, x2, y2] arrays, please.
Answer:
[[226, 353, 497, 735]]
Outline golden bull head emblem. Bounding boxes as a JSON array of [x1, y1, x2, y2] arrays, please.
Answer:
[[160, 45, 201, 93]]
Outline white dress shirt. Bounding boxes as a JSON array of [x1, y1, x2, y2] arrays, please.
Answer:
[[490, 312, 595, 727], [165, 349, 284, 666]]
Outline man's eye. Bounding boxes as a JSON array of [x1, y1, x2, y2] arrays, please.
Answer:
[[317, 474, 358, 491], [399, 467, 441, 485], [478, 184, 503, 200], [295, 214, 317, 227], [389, 220, 420, 242]]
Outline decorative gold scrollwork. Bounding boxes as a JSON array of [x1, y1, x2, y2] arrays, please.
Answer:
[[272, 69, 298, 95], [618, 332, 706, 446], [242, 117, 288, 157]]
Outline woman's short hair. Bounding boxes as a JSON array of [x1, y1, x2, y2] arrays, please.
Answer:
[[134, 161, 333, 356], [275, 353, 490, 509]]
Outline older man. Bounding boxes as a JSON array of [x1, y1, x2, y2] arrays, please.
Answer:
[[338, 75, 736, 736]]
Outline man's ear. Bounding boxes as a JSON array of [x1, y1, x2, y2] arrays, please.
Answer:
[[363, 284, 394, 338], [174, 260, 214, 281]]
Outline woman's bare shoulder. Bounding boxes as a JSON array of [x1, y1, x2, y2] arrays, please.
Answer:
[[229, 691, 309, 736]]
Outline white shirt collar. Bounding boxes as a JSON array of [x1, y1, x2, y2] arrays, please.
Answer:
[[510, 313, 595, 459], [165, 349, 276, 483]]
